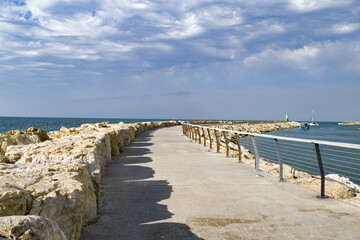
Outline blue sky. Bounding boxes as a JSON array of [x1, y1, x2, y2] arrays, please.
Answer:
[[0, 0, 359, 121]]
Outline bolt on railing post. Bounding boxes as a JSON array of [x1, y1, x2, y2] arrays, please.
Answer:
[[223, 132, 229, 157], [202, 128, 206, 146], [207, 128, 212, 149], [235, 134, 242, 163], [250, 135, 260, 172], [314, 143, 326, 198], [214, 130, 220, 153], [273, 139, 284, 182]]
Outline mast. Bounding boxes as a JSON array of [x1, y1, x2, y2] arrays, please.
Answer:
[[312, 110, 314, 123]]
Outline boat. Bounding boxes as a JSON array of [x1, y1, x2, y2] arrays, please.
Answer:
[[300, 122, 310, 130], [308, 110, 319, 126]]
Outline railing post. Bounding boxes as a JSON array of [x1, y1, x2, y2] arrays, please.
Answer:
[[273, 139, 284, 182], [192, 127, 195, 140], [223, 132, 229, 157], [182, 125, 185, 135], [314, 143, 326, 198], [214, 130, 220, 153], [202, 128, 206, 146], [207, 129, 212, 149], [194, 127, 197, 141], [250, 135, 260, 172], [197, 127, 201, 144], [235, 134, 242, 163]]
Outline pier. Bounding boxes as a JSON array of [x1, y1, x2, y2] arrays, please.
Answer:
[[81, 125, 360, 239]]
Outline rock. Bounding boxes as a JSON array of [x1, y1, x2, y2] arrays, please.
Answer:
[[0, 187, 32, 216], [60, 126, 71, 134], [0, 148, 7, 163], [0, 215, 66, 240], [0, 128, 49, 163], [338, 121, 360, 125]]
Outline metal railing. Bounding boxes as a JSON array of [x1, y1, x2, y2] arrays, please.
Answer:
[[181, 122, 360, 198]]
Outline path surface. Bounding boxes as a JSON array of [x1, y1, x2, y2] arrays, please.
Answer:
[[81, 126, 360, 240]]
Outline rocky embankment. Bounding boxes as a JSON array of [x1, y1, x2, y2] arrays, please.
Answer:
[[0, 121, 177, 240], [185, 121, 360, 203], [338, 121, 360, 125], [189, 120, 301, 133]]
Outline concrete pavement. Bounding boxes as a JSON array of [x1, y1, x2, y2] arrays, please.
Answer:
[[80, 126, 360, 239]]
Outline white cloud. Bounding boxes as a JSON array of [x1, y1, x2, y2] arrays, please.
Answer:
[[288, 0, 354, 12], [149, 12, 203, 40], [196, 5, 243, 27], [148, 4, 243, 40], [239, 20, 290, 41], [196, 43, 237, 59], [244, 41, 360, 74], [329, 22, 360, 34], [316, 22, 360, 35], [0, 0, 358, 79]]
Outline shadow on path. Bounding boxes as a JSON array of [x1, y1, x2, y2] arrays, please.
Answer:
[[81, 129, 202, 240]]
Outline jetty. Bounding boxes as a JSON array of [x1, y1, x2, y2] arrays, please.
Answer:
[[1, 122, 360, 239], [80, 125, 360, 239]]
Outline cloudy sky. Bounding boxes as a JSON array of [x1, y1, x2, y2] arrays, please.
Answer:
[[0, 0, 359, 121]]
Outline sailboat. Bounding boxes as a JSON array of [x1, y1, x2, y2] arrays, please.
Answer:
[[308, 110, 319, 126]]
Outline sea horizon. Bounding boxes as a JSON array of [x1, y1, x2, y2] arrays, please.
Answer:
[[1, 117, 358, 144]]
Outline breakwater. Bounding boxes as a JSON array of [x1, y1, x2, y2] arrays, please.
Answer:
[[338, 121, 360, 125], [0, 121, 177, 240]]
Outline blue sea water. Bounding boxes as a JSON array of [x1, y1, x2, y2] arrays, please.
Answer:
[[267, 121, 360, 145], [257, 122, 360, 185], [0, 117, 172, 133]]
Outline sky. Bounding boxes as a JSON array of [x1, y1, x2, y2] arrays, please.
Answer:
[[0, 0, 359, 121]]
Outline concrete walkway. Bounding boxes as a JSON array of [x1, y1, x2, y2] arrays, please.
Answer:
[[81, 126, 360, 240]]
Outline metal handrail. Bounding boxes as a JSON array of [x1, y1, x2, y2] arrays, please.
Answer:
[[183, 123, 360, 150], [181, 122, 360, 198]]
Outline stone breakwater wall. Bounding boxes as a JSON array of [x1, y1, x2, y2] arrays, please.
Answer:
[[192, 121, 301, 133], [0, 121, 177, 240], [186, 121, 360, 203], [338, 121, 360, 125]]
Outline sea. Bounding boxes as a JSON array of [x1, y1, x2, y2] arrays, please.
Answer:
[[266, 121, 360, 145], [260, 121, 360, 185], [1, 117, 358, 143], [0, 117, 173, 134]]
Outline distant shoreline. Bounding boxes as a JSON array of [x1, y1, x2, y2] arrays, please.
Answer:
[[338, 121, 360, 125]]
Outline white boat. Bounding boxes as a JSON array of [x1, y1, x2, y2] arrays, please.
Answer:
[[309, 110, 319, 126]]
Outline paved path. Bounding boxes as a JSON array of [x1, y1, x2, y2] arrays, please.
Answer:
[[81, 126, 360, 240]]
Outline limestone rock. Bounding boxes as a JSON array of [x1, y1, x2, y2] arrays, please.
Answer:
[[0, 128, 49, 163], [0, 187, 32, 216], [0, 215, 66, 240]]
